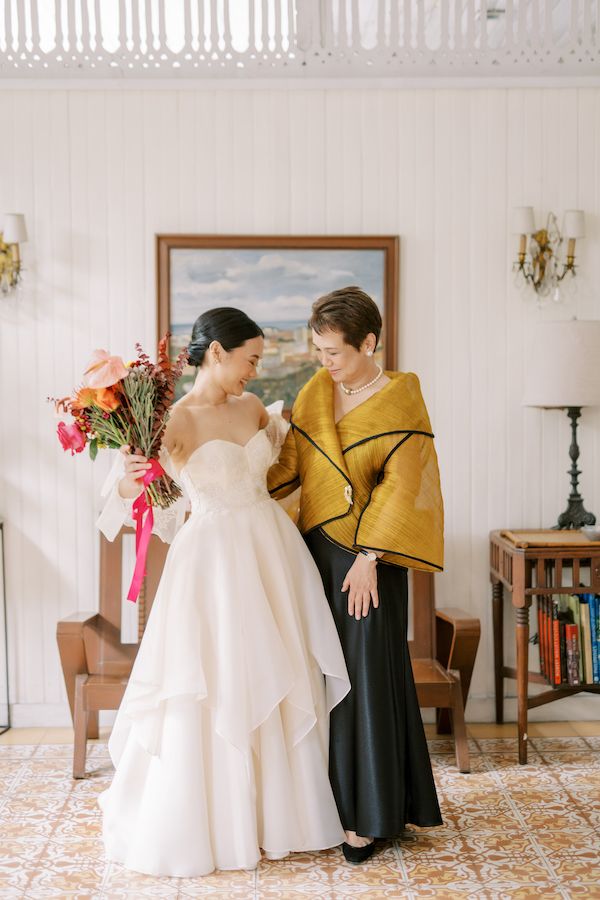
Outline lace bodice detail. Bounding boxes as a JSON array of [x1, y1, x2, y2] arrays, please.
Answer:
[[179, 430, 272, 516], [97, 407, 289, 544]]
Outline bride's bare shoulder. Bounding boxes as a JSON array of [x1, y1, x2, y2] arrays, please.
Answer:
[[239, 390, 263, 408], [163, 401, 196, 453], [169, 399, 196, 424], [171, 392, 194, 411], [239, 391, 268, 425]]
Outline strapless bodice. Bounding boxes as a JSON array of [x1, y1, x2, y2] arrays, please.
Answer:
[[178, 429, 272, 516]]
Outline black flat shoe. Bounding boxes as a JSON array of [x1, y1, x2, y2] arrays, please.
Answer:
[[342, 841, 375, 864], [397, 827, 418, 842]]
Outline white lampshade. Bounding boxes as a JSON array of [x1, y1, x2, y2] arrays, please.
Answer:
[[512, 206, 535, 235], [523, 320, 600, 408], [563, 209, 585, 239], [2, 213, 28, 244]]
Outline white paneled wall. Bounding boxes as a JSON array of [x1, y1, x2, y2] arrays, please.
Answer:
[[1, 85, 600, 725]]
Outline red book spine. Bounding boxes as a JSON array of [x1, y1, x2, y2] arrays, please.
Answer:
[[538, 598, 545, 676]]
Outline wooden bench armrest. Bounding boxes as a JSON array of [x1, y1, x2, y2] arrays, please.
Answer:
[[436, 607, 481, 633], [56, 612, 99, 722], [435, 607, 481, 733], [57, 611, 99, 633]]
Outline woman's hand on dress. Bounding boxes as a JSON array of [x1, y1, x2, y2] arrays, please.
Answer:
[[117, 445, 151, 500], [342, 554, 379, 620]]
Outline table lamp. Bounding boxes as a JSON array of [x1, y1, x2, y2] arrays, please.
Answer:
[[523, 319, 600, 529]]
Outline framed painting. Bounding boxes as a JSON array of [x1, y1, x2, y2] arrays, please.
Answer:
[[157, 235, 399, 407]]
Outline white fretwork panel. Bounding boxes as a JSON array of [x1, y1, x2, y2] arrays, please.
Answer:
[[0, 1, 598, 77]]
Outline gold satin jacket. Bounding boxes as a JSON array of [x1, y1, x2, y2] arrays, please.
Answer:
[[267, 367, 444, 572]]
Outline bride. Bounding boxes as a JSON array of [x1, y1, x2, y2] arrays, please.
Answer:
[[96, 307, 350, 878]]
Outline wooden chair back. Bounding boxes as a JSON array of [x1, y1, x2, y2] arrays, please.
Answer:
[[408, 570, 436, 660], [83, 528, 169, 677]]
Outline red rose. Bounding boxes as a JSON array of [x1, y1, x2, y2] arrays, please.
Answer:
[[57, 422, 87, 455]]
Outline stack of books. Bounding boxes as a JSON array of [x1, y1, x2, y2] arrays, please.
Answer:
[[537, 593, 600, 686]]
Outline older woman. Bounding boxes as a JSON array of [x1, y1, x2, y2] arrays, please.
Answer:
[[268, 286, 444, 863]]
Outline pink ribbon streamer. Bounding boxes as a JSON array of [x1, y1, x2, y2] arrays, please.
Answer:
[[127, 458, 165, 603]]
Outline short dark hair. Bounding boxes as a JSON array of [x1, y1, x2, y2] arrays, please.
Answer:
[[308, 286, 382, 351], [188, 307, 264, 367]]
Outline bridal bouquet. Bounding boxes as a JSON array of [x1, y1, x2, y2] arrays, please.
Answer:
[[51, 334, 188, 601]]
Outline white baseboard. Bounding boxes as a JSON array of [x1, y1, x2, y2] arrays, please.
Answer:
[[10, 694, 600, 729], [10, 704, 116, 729]]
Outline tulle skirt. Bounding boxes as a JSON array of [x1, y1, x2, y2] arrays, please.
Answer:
[[99, 498, 350, 877]]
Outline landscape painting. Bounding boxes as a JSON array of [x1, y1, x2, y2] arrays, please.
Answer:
[[157, 236, 398, 407]]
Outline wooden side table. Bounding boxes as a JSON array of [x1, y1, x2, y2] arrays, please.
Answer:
[[490, 529, 600, 764]]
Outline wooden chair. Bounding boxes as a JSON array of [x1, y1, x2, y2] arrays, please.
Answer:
[[58, 530, 479, 779], [409, 570, 481, 773], [56, 528, 168, 778]]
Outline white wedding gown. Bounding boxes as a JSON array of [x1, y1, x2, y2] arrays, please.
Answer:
[[96, 407, 350, 877]]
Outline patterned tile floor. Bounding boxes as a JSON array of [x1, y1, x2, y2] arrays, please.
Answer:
[[1, 723, 600, 898]]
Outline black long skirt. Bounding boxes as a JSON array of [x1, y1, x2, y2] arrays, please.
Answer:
[[305, 528, 442, 839]]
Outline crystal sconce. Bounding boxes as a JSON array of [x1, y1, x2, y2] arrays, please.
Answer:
[[0, 214, 28, 293], [512, 207, 584, 304]]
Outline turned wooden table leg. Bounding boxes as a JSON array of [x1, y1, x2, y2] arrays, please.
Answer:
[[515, 605, 530, 765], [492, 580, 504, 724]]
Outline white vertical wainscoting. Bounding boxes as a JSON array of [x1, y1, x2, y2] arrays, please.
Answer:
[[1, 86, 600, 726]]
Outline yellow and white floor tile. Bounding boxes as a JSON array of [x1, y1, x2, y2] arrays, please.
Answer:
[[1, 723, 599, 898]]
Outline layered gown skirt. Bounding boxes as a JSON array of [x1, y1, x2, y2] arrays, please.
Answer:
[[305, 528, 443, 839], [97, 439, 351, 878]]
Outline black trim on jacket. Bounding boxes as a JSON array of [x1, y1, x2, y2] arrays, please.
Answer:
[[290, 422, 353, 486], [342, 429, 434, 455], [268, 476, 300, 496]]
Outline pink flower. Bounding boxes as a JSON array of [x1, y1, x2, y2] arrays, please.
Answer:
[[57, 422, 87, 455], [84, 349, 129, 389]]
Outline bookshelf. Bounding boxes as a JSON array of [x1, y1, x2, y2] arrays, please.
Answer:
[[490, 529, 600, 764]]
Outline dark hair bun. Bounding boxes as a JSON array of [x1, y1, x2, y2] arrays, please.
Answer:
[[187, 307, 264, 367]]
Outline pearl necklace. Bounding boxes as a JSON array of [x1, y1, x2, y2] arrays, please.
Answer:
[[340, 364, 383, 396]]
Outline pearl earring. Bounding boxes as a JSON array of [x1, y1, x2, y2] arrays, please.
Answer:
[[366, 350, 373, 357]]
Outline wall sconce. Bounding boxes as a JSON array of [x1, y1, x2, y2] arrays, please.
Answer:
[[0, 214, 28, 293], [512, 207, 584, 304]]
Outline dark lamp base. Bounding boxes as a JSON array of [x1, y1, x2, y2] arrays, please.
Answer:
[[552, 406, 597, 530]]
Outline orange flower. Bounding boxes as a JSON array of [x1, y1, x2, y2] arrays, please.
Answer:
[[72, 386, 97, 410], [84, 349, 129, 389], [95, 387, 121, 412]]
